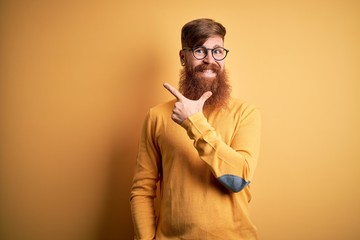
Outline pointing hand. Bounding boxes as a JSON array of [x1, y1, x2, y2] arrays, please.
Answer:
[[163, 82, 212, 124]]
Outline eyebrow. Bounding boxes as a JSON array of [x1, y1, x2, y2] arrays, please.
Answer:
[[198, 44, 224, 48]]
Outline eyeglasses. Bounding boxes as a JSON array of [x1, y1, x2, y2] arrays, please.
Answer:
[[183, 46, 229, 61]]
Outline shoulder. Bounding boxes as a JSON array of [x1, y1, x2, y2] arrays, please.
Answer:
[[225, 98, 261, 126], [228, 98, 260, 115], [144, 100, 175, 124], [140, 100, 175, 133], [149, 100, 175, 115]]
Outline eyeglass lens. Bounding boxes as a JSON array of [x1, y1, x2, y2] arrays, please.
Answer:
[[192, 47, 228, 60]]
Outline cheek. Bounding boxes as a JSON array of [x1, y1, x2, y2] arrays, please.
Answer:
[[218, 62, 225, 71], [185, 59, 201, 70]]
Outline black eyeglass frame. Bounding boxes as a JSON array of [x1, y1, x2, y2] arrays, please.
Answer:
[[182, 46, 230, 61]]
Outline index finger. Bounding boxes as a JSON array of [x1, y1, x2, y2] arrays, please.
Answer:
[[163, 82, 185, 100]]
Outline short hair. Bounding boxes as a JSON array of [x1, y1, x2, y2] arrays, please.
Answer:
[[181, 18, 226, 48]]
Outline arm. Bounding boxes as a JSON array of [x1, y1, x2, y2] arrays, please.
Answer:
[[181, 106, 261, 192], [130, 111, 160, 240], [163, 82, 261, 192]]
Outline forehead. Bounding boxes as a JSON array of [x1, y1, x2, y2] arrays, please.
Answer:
[[201, 36, 224, 47]]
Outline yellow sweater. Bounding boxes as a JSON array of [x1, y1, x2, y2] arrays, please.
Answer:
[[130, 98, 261, 240]]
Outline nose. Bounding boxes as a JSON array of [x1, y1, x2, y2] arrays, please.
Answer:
[[202, 49, 216, 64]]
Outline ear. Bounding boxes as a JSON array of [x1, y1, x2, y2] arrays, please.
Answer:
[[179, 50, 185, 66]]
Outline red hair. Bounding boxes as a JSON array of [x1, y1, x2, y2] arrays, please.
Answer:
[[181, 18, 226, 48]]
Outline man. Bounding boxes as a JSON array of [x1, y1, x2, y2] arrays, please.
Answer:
[[130, 18, 261, 240]]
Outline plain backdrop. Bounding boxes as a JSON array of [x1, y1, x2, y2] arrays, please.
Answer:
[[1, 0, 359, 239]]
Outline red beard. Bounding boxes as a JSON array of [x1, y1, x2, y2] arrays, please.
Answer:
[[179, 63, 231, 112]]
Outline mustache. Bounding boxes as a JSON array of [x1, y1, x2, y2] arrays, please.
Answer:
[[193, 63, 220, 73]]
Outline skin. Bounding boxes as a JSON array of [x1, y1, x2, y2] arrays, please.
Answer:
[[180, 36, 225, 76], [164, 36, 226, 124]]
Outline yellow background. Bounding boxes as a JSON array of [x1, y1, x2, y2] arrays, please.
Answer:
[[1, 0, 359, 239]]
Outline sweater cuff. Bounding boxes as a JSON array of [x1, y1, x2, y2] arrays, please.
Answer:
[[181, 112, 212, 140]]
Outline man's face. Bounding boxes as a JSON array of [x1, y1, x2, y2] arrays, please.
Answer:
[[178, 35, 231, 111], [180, 36, 224, 79], [180, 36, 225, 79]]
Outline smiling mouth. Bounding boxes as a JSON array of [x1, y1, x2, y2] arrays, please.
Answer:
[[200, 69, 216, 77], [194, 64, 219, 78]]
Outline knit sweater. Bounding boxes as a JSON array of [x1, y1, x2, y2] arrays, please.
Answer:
[[130, 98, 261, 240]]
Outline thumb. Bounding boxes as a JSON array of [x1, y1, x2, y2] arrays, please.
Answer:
[[198, 91, 212, 104]]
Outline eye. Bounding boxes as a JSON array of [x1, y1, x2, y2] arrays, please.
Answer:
[[213, 48, 224, 55], [194, 47, 206, 54]]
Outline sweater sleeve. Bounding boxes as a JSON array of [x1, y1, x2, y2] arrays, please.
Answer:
[[130, 110, 160, 240], [181, 105, 261, 193]]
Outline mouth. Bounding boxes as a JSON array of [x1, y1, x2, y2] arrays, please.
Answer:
[[192, 63, 220, 79], [199, 69, 216, 78]]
